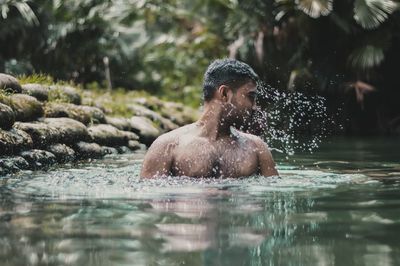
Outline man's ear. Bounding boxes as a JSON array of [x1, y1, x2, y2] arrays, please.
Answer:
[[217, 85, 233, 102]]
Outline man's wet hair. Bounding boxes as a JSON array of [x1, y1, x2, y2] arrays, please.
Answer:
[[203, 58, 259, 102]]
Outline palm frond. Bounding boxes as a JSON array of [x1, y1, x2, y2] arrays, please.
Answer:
[[13, 1, 38, 25], [295, 0, 333, 18], [0, 4, 10, 19], [348, 44, 385, 70], [354, 0, 399, 29], [0, 0, 38, 25], [274, 0, 296, 22]]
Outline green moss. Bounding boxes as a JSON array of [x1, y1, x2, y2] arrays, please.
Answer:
[[18, 74, 54, 85], [14, 75, 198, 120], [82, 83, 157, 117], [0, 90, 12, 105], [48, 88, 73, 103], [18, 73, 78, 87]]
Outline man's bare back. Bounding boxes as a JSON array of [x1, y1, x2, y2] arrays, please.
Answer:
[[140, 59, 278, 178], [140, 123, 278, 178]]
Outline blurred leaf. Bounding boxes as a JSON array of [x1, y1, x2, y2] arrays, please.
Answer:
[[354, 0, 399, 29], [0, 0, 38, 25], [275, 0, 296, 22], [348, 44, 385, 69], [296, 0, 333, 18]]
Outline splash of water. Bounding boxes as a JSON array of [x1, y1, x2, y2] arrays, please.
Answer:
[[244, 84, 339, 155]]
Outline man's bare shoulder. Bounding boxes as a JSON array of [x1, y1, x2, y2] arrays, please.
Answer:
[[141, 123, 198, 178], [150, 123, 197, 148], [236, 130, 278, 176], [235, 130, 267, 148]]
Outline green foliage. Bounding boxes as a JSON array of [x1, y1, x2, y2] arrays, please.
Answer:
[[18, 73, 54, 85], [0, 0, 38, 25], [0, 89, 12, 106], [0, 0, 399, 108], [354, 0, 399, 29], [348, 44, 385, 70], [296, 0, 333, 18], [47, 88, 72, 103]]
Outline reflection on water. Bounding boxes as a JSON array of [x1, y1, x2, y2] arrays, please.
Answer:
[[0, 138, 400, 265]]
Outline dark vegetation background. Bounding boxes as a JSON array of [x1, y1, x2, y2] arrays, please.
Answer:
[[1, 0, 399, 135]]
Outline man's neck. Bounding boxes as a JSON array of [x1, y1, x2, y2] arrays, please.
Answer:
[[196, 100, 232, 141]]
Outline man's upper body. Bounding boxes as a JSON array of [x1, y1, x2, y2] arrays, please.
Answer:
[[140, 59, 278, 178]]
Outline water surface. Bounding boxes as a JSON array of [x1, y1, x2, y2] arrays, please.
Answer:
[[0, 138, 399, 265]]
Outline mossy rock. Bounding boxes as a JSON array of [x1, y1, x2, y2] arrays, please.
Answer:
[[160, 102, 199, 126], [49, 85, 81, 104], [21, 83, 50, 101], [20, 149, 57, 170], [44, 102, 105, 125], [73, 141, 103, 159], [0, 128, 33, 155], [47, 143, 76, 163], [88, 124, 139, 147], [158, 117, 179, 132], [79, 105, 106, 124], [0, 103, 15, 130], [101, 146, 119, 156], [42, 117, 90, 144], [44, 102, 90, 124], [116, 146, 130, 154], [132, 97, 163, 111], [14, 122, 60, 147], [8, 94, 43, 122], [127, 140, 142, 151], [14, 118, 90, 148], [127, 103, 161, 119], [0, 156, 30, 175], [127, 104, 178, 132], [105, 116, 132, 131], [129, 116, 161, 146], [0, 73, 21, 93]]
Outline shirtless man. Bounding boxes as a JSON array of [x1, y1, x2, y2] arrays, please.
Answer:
[[140, 59, 278, 178]]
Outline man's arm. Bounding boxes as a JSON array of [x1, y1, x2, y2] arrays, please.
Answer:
[[255, 138, 279, 177], [140, 136, 175, 178]]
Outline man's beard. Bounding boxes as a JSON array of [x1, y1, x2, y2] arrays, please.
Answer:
[[228, 109, 252, 131], [238, 109, 266, 135]]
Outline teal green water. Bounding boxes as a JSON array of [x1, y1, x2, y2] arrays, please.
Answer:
[[0, 138, 399, 265]]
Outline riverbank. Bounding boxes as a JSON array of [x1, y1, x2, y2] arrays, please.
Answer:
[[0, 73, 200, 176]]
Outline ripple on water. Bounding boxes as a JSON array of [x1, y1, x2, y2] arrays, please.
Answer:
[[8, 155, 369, 200]]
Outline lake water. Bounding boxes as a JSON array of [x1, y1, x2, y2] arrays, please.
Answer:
[[0, 137, 399, 265]]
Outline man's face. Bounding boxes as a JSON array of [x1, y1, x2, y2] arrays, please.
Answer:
[[224, 81, 258, 128]]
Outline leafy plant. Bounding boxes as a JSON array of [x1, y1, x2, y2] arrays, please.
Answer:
[[0, 0, 38, 24], [354, 0, 399, 29]]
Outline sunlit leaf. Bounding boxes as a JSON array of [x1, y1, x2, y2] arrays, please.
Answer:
[[295, 0, 333, 18], [348, 44, 385, 70], [274, 0, 296, 22], [354, 0, 399, 29], [0, 0, 38, 25], [0, 5, 10, 19], [13, 2, 38, 25]]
